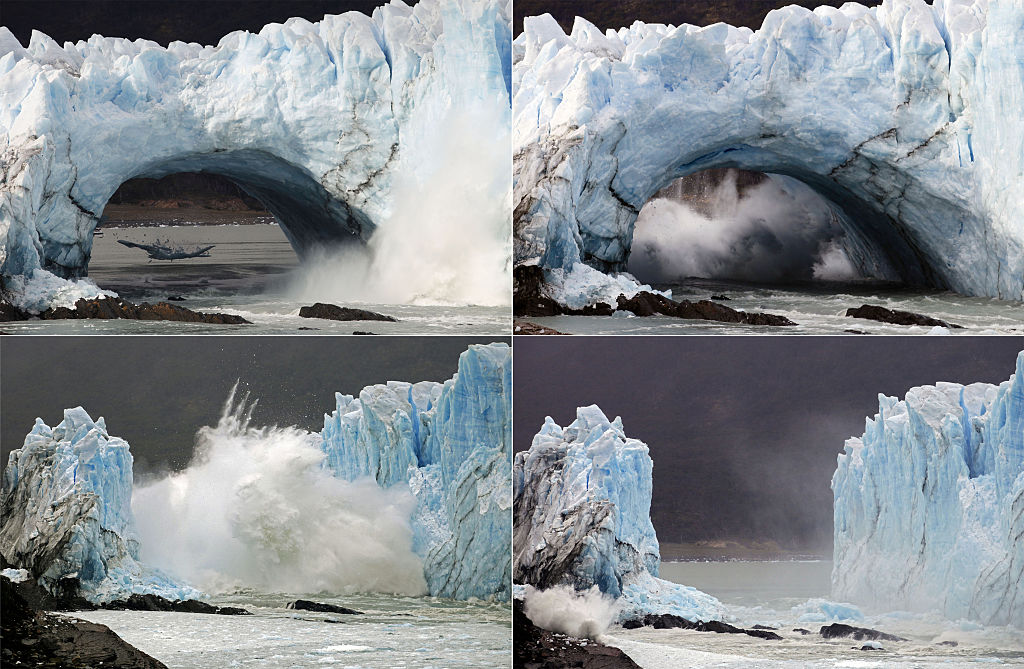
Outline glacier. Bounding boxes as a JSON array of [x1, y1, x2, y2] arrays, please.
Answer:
[[513, 0, 1024, 306], [320, 341, 512, 600], [833, 349, 1024, 627], [0, 407, 200, 603], [0, 0, 511, 311], [0, 342, 511, 603], [513, 405, 725, 621]]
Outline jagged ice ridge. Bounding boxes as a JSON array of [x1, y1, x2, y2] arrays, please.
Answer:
[[320, 342, 512, 600], [513, 405, 725, 621], [833, 350, 1024, 627], [0, 408, 201, 602]]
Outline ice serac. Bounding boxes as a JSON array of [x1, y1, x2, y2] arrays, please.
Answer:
[[513, 406, 725, 621], [0, 408, 198, 603], [513, 0, 1024, 306], [320, 342, 512, 601], [833, 350, 1024, 627], [0, 0, 511, 311]]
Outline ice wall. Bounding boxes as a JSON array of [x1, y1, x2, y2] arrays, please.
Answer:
[[320, 342, 512, 600], [513, 0, 1024, 305], [0, 408, 199, 603], [513, 406, 724, 621], [833, 350, 1024, 626], [0, 0, 511, 310]]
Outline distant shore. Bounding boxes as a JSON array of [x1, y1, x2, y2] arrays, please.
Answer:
[[99, 204, 274, 227], [659, 541, 828, 562]]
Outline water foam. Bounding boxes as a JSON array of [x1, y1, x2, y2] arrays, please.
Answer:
[[286, 102, 511, 307], [132, 385, 427, 595]]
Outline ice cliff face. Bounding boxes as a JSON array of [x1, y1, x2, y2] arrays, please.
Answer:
[[320, 342, 512, 600], [513, 406, 724, 621], [0, 408, 198, 603], [833, 350, 1024, 627], [514, 0, 1024, 305], [0, 0, 511, 310]]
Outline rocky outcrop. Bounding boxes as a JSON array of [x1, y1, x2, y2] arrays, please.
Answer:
[[514, 321, 568, 335], [1, 575, 167, 669], [0, 297, 250, 324], [615, 292, 795, 325], [845, 304, 962, 328], [102, 594, 250, 615], [514, 284, 795, 326], [819, 623, 905, 642], [286, 599, 363, 615], [514, 599, 641, 669], [621, 613, 783, 640], [298, 303, 397, 322]]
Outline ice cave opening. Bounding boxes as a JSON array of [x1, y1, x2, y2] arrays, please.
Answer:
[[53, 149, 373, 284], [624, 165, 941, 290]]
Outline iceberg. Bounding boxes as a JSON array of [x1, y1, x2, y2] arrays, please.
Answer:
[[513, 0, 1024, 305], [513, 405, 725, 621], [833, 350, 1024, 627], [0, 0, 511, 309], [0, 408, 200, 603], [321, 342, 512, 600]]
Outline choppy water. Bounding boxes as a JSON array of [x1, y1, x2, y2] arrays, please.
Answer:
[[602, 561, 1024, 668], [527, 278, 1024, 335], [3, 224, 509, 335], [63, 592, 510, 668]]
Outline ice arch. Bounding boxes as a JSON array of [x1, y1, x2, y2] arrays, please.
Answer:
[[0, 0, 511, 296], [513, 0, 1024, 302]]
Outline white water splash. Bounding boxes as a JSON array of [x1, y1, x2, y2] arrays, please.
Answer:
[[132, 384, 427, 595]]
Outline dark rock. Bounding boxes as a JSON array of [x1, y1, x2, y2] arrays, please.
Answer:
[[858, 644, 884, 651], [298, 326, 320, 330], [793, 628, 813, 635], [513, 264, 556, 317], [616, 292, 795, 326], [102, 593, 250, 615], [0, 300, 29, 322], [298, 303, 397, 322], [165, 295, 186, 301], [2, 575, 168, 668], [845, 304, 962, 329], [819, 623, 905, 642], [844, 329, 868, 334], [710, 294, 731, 301], [352, 331, 377, 335], [937, 640, 959, 647], [286, 599, 363, 615], [514, 599, 641, 669], [514, 320, 568, 335], [28, 296, 251, 324], [622, 613, 782, 640], [752, 624, 778, 630]]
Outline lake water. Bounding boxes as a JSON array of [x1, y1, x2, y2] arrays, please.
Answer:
[[601, 561, 1024, 668], [63, 592, 510, 668], [3, 223, 509, 335], [527, 278, 1024, 335]]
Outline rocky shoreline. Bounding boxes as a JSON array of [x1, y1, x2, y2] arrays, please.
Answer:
[[0, 297, 250, 325]]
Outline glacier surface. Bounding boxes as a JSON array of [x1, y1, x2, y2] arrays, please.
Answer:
[[833, 350, 1024, 627], [1, 343, 511, 603], [321, 342, 512, 600], [513, 405, 725, 621], [0, 407, 200, 603], [513, 0, 1024, 306], [0, 0, 511, 310]]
